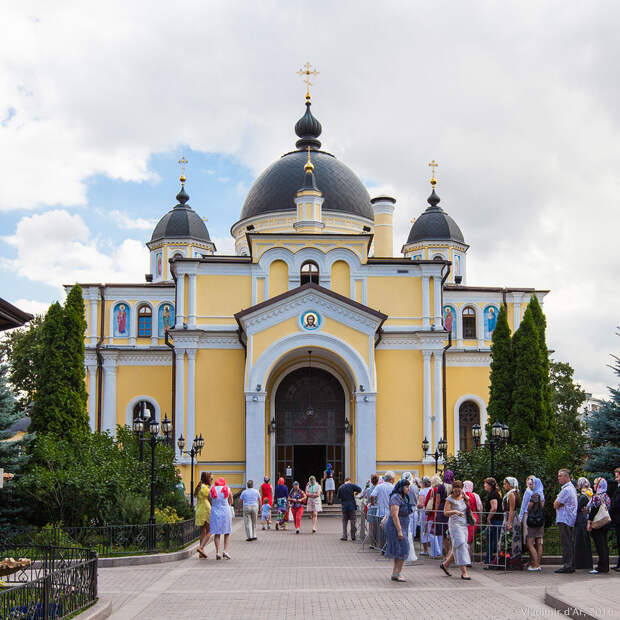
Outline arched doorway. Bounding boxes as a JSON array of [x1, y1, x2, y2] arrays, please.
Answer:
[[275, 367, 345, 488]]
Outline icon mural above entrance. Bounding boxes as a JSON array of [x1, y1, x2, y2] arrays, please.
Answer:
[[300, 310, 321, 331]]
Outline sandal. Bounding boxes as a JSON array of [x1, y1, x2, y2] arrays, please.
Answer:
[[390, 574, 407, 582], [197, 548, 207, 559], [461, 575, 471, 580], [222, 552, 231, 560], [216, 554, 222, 560], [440, 563, 452, 577]]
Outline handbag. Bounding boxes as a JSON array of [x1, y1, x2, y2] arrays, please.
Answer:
[[229, 505, 235, 520], [592, 502, 611, 529]]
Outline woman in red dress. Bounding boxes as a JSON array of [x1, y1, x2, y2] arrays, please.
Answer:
[[260, 476, 273, 508]]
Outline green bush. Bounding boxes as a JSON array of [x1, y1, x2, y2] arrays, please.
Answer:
[[155, 507, 183, 524], [117, 494, 150, 525]]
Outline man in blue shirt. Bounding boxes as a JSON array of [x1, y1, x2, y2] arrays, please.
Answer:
[[240, 480, 261, 541], [337, 477, 362, 541], [554, 468, 578, 573]]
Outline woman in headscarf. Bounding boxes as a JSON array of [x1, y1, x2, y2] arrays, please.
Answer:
[[401, 472, 418, 564], [430, 472, 450, 558], [209, 477, 233, 560], [518, 476, 535, 531], [274, 477, 289, 530], [305, 475, 323, 533], [417, 476, 432, 556], [440, 480, 471, 580], [525, 477, 545, 571], [575, 477, 593, 569], [260, 476, 273, 511], [385, 478, 413, 582], [287, 481, 307, 534], [587, 477, 611, 574], [463, 480, 482, 556], [499, 477, 522, 569]]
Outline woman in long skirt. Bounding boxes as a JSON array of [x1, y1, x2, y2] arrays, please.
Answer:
[[440, 480, 471, 580], [384, 479, 413, 582], [417, 477, 432, 556], [499, 477, 522, 569]]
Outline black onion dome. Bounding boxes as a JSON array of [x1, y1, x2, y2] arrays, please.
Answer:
[[295, 101, 322, 149], [406, 189, 465, 244], [151, 186, 211, 243], [240, 149, 373, 220]]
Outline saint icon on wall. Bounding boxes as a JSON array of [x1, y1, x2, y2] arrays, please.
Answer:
[[114, 303, 129, 337], [158, 303, 174, 334], [300, 310, 320, 331], [484, 306, 499, 339], [443, 305, 456, 337], [156, 252, 162, 277]]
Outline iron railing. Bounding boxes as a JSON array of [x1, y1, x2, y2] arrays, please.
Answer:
[[1, 519, 200, 557], [0, 545, 97, 619]]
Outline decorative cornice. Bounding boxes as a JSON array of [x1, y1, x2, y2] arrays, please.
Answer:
[[377, 332, 447, 350], [446, 351, 491, 367]]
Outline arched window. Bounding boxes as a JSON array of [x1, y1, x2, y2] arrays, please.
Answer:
[[459, 401, 480, 452], [133, 400, 155, 422], [138, 305, 152, 337], [300, 261, 319, 285], [462, 306, 477, 339], [433, 254, 444, 261], [173, 252, 183, 259]]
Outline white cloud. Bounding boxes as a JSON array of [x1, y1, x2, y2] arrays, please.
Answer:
[[0, 1, 618, 393], [10, 298, 50, 316], [2, 210, 149, 290], [108, 209, 157, 231], [210, 236, 236, 256]]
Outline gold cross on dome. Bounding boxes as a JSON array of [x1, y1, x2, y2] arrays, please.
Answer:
[[297, 61, 319, 100], [428, 159, 439, 186], [178, 156, 188, 183]]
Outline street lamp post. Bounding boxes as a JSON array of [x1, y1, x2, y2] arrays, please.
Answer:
[[472, 421, 510, 478], [133, 412, 173, 550], [422, 436, 448, 473], [177, 433, 205, 508]]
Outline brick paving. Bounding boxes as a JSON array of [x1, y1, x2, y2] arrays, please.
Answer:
[[99, 516, 620, 619]]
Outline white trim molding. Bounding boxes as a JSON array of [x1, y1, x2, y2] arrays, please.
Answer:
[[125, 395, 162, 427]]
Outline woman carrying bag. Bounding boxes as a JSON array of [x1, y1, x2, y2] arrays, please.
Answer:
[[587, 477, 612, 574]]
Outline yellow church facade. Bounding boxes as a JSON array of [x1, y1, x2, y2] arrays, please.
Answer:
[[76, 93, 547, 492]]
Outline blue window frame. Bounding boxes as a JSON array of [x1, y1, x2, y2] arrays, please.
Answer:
[[138, 305, 152, 337]]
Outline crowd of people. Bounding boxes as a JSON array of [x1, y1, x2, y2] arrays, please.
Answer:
[[192, 465, 620, 580]]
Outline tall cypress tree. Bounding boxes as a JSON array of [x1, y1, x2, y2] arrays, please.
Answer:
[[527, 295, 554, 438], [487, 305, 513, 435], [511, 307, 549, 446], [63, 285, 89, 435]]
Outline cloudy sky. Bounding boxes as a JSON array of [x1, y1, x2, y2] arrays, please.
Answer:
[[1, 1, 618, 397]]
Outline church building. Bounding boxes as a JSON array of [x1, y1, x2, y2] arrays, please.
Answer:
[[76, 78, 547, 491]]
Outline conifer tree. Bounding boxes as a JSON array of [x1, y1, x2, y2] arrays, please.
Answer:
[[586, 352, 620, 477], [30, 302, 71, 437], [487, 305, 513, 434], [63, 285, 89, 435], [527, 295, 554, 437], [511, 307, 549, 446]]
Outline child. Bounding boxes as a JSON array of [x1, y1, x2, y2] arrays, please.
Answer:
[[261, 497, 272, 530]]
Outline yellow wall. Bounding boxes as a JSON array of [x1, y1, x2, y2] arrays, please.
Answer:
[[331, 261, 350, 297], [115, 365, 173, 427], [375, 350, 423, 461], [269, 260, 288, 298], [194, 349, 246, 461], [252, 317, 299, 365], [367, 277, 422, 317], [195, 275, 252, 317], [322, 318, 370, 365]]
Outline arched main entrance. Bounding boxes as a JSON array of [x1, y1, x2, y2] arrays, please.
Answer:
[[275, 367, 345, 488]]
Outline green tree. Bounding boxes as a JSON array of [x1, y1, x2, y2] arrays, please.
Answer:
[[511, 307, 550, 446], [586, 351, 620, 478], [528, 295, 554, 437], [487, 305, 513, 435], [0, 315, 43, 409], [550, 360, 587, 467], [63, 285, 89, 435]]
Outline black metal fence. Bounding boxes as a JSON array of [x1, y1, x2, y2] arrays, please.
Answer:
[[2, 519, 199, 558], [0, 545, 97, 619]]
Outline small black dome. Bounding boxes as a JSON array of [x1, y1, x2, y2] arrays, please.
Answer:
[[406, 189, 465, 244], [295, 101, 322, 149], [151, 186, 211, 243]]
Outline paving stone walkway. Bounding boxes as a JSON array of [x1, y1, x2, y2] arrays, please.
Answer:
[[98, 516, 620, 619]]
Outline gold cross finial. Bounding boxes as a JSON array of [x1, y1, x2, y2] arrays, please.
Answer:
[[178, 156, 188, 183], [305, 146, 314, 173], [428, 159, 438, 187], [297, 61, 319, 101]]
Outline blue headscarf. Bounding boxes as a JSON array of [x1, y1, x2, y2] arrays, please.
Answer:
[[519, 476, 544, 522], [532, 476, 544, 500]]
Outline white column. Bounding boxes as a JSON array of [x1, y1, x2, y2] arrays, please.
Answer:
[[433, 276, 442, 327], [87, 364, 97, 431], [476, 305, 485, 347], [175, 274, 185, 328], [185, 349, 196, 463], [422, 275, 430, 328], [245, 391, 266, 484], [355, 392, 376, 487], [422, 350, 432, 453], [433, 352, 444, 445], [89, 293, 99, 345], [102, 357, 117, 435], [175, 349, 185, 458], [188, 274, 197, 327]]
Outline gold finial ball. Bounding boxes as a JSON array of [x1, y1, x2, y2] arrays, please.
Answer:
[[430, 176, 437, 187], [305, 160, 314, 173], [179, 174, 186, 184]]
